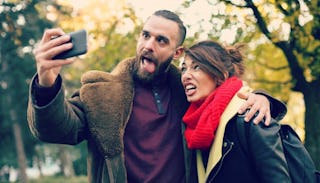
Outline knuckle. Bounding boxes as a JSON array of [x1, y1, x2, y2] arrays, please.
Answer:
[[259, 107, 267, 113], [246, 112, 254, 118], [251, 105, 259, 111]]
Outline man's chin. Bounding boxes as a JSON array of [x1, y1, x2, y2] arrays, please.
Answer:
[[134, 69, 155, 84]]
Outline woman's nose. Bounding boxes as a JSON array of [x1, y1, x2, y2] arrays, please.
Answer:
[[181, 70, 192, 82]]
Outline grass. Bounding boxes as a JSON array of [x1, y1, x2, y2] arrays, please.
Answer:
[[28, 176, 87, 183]]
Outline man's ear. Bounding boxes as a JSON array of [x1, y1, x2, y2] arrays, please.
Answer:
[[173, 46, 184, 60]]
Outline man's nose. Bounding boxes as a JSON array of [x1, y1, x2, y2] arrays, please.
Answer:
[[144, 38, 155, 51]]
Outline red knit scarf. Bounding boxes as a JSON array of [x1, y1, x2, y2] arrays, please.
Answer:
[[182, 77, 243, 149]]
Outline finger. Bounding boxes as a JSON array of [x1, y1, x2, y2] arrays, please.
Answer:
[[237, 92, 252, 114], [36, 28, 70, 59], [34, 29, 71, 61], [244, 104, 258, 122], [41, 35, 72, 57], [237, 92, 249, 100], [47, 42, 73, 59], [252, 106, 266, 124], [42, 28, 65, 43], [35, 42, 72, 62], [263, 112, 271, 126]]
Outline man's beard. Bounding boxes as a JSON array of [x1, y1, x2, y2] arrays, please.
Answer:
[[133, 55, 173, 85]]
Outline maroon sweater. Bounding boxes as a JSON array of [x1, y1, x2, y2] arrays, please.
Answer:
[[124, 80, 185, 183]]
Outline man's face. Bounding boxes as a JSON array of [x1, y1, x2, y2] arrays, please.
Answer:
[[134, 15, 181, 83]]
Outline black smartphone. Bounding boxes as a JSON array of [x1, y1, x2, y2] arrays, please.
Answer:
[[53, 29, 87, 59]]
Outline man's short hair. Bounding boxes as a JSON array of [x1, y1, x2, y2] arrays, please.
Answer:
[[153, 10, 187, 46]]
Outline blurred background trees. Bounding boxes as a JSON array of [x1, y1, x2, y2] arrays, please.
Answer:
[[1, 1, 58, 182], [0, 0, 319, 182]]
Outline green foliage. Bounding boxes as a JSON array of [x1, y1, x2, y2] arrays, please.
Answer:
[[85, 28, 139, 72], [0, 0, 56, 167], [0, 0, 88, 177], [245, 42, 292, 102]]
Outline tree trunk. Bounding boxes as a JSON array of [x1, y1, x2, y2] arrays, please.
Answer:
[[303, 88, 320, 170], [58, 145, 75, 177], [35, 155, 43, 177], [11, 112, 28, 183]]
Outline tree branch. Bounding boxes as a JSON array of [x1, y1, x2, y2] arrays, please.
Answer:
[[275, 1, 290, 16], [222, 0, 247, 8], [244, 0, 272, 40], [275, 41, 308, 91]]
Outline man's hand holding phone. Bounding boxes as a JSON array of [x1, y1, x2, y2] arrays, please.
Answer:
[[33, 28, 87, 87]]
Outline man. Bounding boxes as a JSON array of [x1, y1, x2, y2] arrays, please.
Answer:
[[27, 10, 286, 183]]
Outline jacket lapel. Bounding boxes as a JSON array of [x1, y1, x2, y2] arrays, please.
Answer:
[[80, 58, 135, 158], [197, 85, 251, 183]]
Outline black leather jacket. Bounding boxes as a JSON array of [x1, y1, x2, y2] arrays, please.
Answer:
[[204, 114, 291, 183]]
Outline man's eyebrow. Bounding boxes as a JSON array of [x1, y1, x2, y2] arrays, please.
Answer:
[[157, 35, 169, 43], [142, 30, 149, 34]]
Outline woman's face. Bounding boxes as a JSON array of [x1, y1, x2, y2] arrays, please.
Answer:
[[181, 56, 217, 104]]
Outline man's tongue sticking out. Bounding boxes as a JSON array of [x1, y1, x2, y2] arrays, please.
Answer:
[[142, 58, 156, 73]]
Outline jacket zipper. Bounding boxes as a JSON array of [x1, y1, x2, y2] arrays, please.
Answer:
[[207, 141, 234, 183]]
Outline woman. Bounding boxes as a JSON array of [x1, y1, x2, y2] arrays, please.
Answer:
[[180, 40, 291, 183]]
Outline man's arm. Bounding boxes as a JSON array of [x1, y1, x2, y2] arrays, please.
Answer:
[[27, 28, 88, 144], [27, 74, 87, 144]]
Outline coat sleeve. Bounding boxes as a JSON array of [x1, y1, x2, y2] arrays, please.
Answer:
[[27, 74, 88, 145], [245, 117, 291, 183]]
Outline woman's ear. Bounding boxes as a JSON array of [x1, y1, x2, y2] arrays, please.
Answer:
[[173, 46, 184, 60], [224, 72, 229, 79], [217, 72, 229, 86]]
